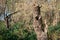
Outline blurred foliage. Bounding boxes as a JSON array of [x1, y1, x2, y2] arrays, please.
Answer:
[[0, 21, 37, 40], [48, 22, 60, 40], [0, 21, 6, 30]]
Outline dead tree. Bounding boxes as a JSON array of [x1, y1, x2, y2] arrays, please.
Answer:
[[33, 5, 47, 40], [4, 10, 20, 28], [4, 0, 21, 28]]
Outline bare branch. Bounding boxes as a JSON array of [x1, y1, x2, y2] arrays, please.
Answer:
[[6, 10, 20, 17]]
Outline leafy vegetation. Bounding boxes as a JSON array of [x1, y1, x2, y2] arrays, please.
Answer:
[[0, 21, 37, 40], [48, 22, 60, 40]]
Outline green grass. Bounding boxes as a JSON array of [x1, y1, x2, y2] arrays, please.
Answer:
[[0, 21, 37, 40], [48, 22, 60, 40]]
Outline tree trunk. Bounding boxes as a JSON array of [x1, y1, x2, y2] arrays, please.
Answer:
[[33, 4, 47, 40]]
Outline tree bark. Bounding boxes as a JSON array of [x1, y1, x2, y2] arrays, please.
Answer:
[[33, 4, 47, 40]]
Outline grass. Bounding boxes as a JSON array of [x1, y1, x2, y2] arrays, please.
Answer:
[[48, 22, 60, 40], [0, 21, 37, 40]]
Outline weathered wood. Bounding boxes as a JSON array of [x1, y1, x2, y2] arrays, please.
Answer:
[[33, 4, 47, 40]]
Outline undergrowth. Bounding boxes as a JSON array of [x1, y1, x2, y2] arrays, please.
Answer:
[[0, 21, 37, 40], [48, 22, 60, 40]]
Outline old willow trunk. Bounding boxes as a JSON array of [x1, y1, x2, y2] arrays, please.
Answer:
[[33, 4, 47, 40]]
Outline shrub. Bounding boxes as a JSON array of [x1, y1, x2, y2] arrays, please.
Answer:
[[48, 22, 60, 40], [0, 21, 37, 40]]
